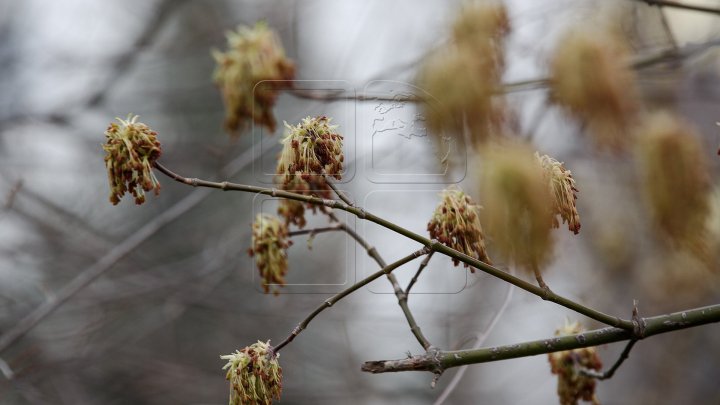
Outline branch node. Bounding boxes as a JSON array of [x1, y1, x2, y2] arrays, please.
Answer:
[[271, 188, 278, 197], [190, 178, 199, 187], [631, 300, 647, 339], [221, 181, 230, 190]]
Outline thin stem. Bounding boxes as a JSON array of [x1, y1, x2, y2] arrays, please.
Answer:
[[635, 0, 720, 15], [580, 339, 638, 380], [406, 252, 434, 294], [325, 179, 354, 206], [272, 247, 429, 353], [288, 225, 342, 237], [361, 303, 720, 374], [434, 267, 515, 405], [153, 162, 633, 330], [335, 221, 433, 350]]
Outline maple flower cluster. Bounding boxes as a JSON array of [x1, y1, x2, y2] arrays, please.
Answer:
[[419, 1, 510, 145], [548, 321, 602, 405], [102, 114, 162, 205], [221, 341, 283, 405], [275, 116, 344, 227], [249, 214, 292, 295], [212, 21, 295, 135], [427, 188, 491, 270], [536, 153, 581, 234]]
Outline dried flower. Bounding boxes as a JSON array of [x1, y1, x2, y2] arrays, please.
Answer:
[[249, 214, 292, 295], [418, 2, 510, 145], [102, 114, 162, 205], [480, 142, 553, 270], [536, 153, 581, 234], [427, 187, 491, 270], [275, 116, 344, 227], [212, 21, 295, 135], [548, 320, 602, 405], [549, 28, 639, 151], [636, 112, 710, 249], [221, 340, 282, 405]]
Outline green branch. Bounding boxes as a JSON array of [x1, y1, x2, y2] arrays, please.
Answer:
[[153, 162, 633, 330], [360, 303, 720, 373]]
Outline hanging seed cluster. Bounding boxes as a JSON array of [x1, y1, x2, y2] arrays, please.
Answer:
[[221, 340, 283, 405], [548, 321, 602, 405], [536, 153, 581, 235], [212, 21, 295, 135], [428, 188, 491, 270], [102, 114, 162, 205], [249, 214, 292, 295]]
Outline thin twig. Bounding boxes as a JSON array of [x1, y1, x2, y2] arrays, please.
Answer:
[[580, 339, 638, 380], [406, 252, 434, 294], [288, 225, 342, 237], [634, 0, 720, 15], [0, 148, 263, 355], [434, 267, 515, 405], [153, 162, 634, 330], [272, 247, 430, 353], [361, 303, 720, 373], [325, 179, 354, 206]]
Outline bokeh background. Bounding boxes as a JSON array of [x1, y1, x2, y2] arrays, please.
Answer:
[[0, 0, 719, 403]]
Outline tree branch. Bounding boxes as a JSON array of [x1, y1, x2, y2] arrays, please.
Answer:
[[271, 247, 430, 353], [634, 0, 720, 15], [153, 161, 634, 330], [406, 252, 434, 295], [361, 303, 720, 373], [580, 339, 637, 380]]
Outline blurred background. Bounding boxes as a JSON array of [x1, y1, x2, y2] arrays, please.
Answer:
[[0, 0, 719, 403]]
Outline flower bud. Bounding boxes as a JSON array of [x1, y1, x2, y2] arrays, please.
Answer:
[[536, 153, 581, 234], [548, 320, 602, 405], [221, 340, 282, 405], [213, 21, 295, 135], [427, 187, 491, 270], [250, 214, 292, 295], [102, 114, 162, 205]]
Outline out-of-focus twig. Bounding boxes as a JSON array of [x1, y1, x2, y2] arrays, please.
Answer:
[[0, 146, 261, 355]]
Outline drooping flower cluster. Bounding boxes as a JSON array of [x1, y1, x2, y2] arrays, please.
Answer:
[[419, 1, 510, 145], [548, 320, 602, 405], [276, 116, 344, 227], [221, 340, 282, 405], [636, 112, 710, 251], [212, 21, 295, 135], [480, 142, 553, 270], [549, 28, 639, 151], [536, 153, 581, 234], [427, 188, 491, 270], [249, 214, 292, 295], [102, 114, 162, 205]]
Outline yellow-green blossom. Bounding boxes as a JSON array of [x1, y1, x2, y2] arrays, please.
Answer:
[[102, 114, 161, 205], [221, 340, 282, 405]]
